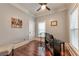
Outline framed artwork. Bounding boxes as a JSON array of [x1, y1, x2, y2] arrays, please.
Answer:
[[11, 17, 22, 28], [51, 21, 57, 26]]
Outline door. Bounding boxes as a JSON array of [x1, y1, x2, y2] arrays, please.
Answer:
[[29, 19, 35, 40]]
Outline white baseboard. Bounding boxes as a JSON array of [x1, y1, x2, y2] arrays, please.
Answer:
[[0, 39, 34, 54]]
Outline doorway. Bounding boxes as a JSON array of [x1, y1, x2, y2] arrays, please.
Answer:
[[38, 22, 45, 37], [29, 19, 35, 40]]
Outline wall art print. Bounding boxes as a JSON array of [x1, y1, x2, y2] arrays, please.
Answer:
[[11, 17, 22, 28]]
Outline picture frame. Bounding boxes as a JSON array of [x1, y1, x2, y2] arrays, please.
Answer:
[[11, 17, 22, 28], [51, 21, 57, 26]]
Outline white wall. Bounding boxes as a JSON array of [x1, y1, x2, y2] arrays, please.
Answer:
[[0, 4, 35, 45], [35, 11, 69, 42]]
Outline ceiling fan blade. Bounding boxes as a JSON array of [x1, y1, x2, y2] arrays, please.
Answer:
[[37, 7, 41, 11], [43, 3, 47, 5], [46, 6, 50, 11], [39, 3, 47, 5], [39, 3, 42, 5]]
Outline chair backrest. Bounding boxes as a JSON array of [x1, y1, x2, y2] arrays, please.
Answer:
[[45, 33, 54, 43]]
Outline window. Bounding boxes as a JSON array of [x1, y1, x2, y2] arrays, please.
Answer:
[[70, 7, 78, 49], [38, 22, 45, 37]]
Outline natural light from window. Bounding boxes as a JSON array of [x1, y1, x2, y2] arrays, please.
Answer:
[[70, 7, 78, 49], [38, 22, 45, 37]]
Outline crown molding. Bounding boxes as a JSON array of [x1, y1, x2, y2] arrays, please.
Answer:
[[68, 3, 78, 14], [9, 3, 69, 18], [10, 4, 35, 17]]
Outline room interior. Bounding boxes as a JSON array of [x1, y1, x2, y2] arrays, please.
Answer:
[[0, 3, 79, 56]]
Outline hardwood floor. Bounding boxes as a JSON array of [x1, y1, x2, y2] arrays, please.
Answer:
[[12, 40, 40, 56], [9, 39, 70, 56]]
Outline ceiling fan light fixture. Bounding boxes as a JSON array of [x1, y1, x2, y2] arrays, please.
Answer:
[[37, 3, 50, 11], [41, 5, 46, 10]]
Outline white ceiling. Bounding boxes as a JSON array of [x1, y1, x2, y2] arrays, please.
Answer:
[[11, 3, 71, 17]]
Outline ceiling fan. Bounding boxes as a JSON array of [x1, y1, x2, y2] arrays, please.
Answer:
[[37, 3, 50, 11]]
